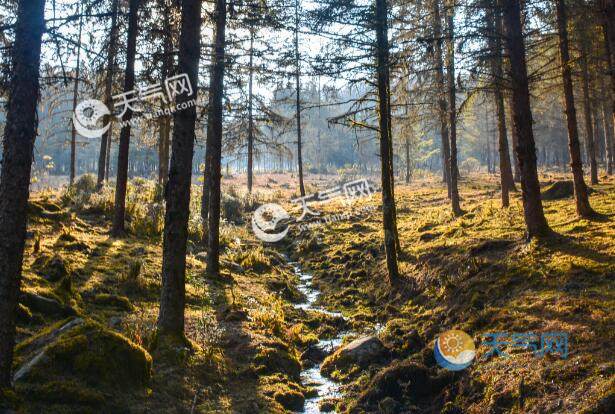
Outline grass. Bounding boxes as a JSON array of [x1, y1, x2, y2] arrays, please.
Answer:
[[8, 172, 614, 413]]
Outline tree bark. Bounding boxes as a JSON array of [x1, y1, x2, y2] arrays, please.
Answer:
[[487, 0, 516, 206], [405, 136, 411, 183], [501, 0, 551, 238], [69, 7, 84, 186], [555, 0, 594, 217], [446, 1, 462, 216], [600, 0, 615, 140], [247, 30, 254, 193], [112, 0, 141, 235], [0, 0, 45, 388], [375, 0, 399, 284], [295, 0, 305, 196], [601, 85, 614, 174], [432, 0, 451, 193], [579, 34, 598, 184], [97, 0, 119, 188], [205, 0, 227, 277], [158, 2, 173, 188], [157, 0, 203, 338]]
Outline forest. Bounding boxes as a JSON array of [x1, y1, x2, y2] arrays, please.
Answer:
[[0, 0, 613, 413]]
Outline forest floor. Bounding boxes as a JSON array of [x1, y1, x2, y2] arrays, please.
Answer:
[[3, 172, 614, 413]]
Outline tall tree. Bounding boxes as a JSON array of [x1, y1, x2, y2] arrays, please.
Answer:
[[501, 0, 551, 238], [295, 0, 305, 196], [205, 0, 227, 277], [432, 0, 451, 192], [487, 0, 516, 206], [247, 29, 255, 192], [375, 0, 399, 284], [600, 0, 615, 139], [69, 5, 84, 186], [97, 0, 120, 188], [112, 0, 141, 235], [157, 0, 203, 339], [0, 0, 46, 388], [446, 0, 462, 216], [579, 23, 598, 184], [555, 0, 594, 217]]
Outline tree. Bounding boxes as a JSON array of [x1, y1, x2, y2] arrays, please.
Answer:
[[501, 0, 551, 238], [376, 0, 399, 284], [96, 0, 120, 188], [69, 5, 84, 186], [486, 0, 516, 206], [157, 0, 203, 339], [112, 0, 141, 236], [446, 0, 462, 216], [294, 0, 306, 196], [205, 0, 227, 277], [554, 0, 594, 217], [578, 19, 598, 184], [0, 0, 46, 388], [432, 0, 452, 192]]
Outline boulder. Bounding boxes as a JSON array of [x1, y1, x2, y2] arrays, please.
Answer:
[[321, 336, 386, 376], [31, 254, 69, 282], [542, 180, 593, 200], [14, 317, 152, 389], [20, 291, 74, 316]]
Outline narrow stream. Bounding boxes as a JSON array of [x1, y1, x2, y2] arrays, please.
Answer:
[[288, 261, 349, 414]]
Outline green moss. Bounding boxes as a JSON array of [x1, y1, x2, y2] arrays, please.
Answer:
[[254, 346, 301, 379], [16, 380, 105, 406], [92, 293, 134, 311], [273, 388, 304, 411]]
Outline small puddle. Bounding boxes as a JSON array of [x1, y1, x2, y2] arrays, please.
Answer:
[[288, 261, 349, 413]]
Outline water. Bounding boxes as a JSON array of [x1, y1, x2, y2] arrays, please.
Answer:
[[288, 261, 348, 413]]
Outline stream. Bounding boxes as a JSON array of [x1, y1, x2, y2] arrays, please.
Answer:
[[288, 261, 349, 414]]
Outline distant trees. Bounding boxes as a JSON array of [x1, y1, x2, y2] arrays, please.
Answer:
[[157, 0, 203, 340], [0, 0, 46, 388]]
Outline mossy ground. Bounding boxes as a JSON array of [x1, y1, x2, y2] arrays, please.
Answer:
[[9, 172, 615, 413]]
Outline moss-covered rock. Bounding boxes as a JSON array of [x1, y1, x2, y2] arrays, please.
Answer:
[[14, 317, 152, 389], [321, 336, 386, 377], [31, 253, 69, 282], [273, 388, 304, 411], [15, 380, 105, 406], [92, 293, 134, 311], [254, 345, 301, 379]]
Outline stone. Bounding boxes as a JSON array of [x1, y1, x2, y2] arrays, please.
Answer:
[[20, 291, 74, 316], [320, 336, 386, 376]]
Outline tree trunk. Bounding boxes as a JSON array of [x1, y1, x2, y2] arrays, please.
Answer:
[[247, 30, 254, 193], [375, 0, 399, 284], [70, 7, 84, 186], [579, 34, 598, 184], [601, 0, 615, 141], [601, 86, 614, 174], [506, 95, 522, 182], [501, 0, 551, 238], [555, 0, 594, 217], [433, 0, 451, 192], [0, 0, 45, 388], [446, 2, 462, 215], [405, 136, 411, 183], [295, 0, 305, 196], [487, 0, 516, 206], [112, 0, 140, 236], [205, 0, 227, 277], [157, 0, 202, 339], [97, 0, 119, 188], [158, 4, 173, 188], [105, 120, 113, 181]]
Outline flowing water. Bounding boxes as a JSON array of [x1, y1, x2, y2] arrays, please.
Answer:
[[288, 261, 349, 413]]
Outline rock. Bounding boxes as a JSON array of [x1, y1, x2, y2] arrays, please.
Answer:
[[273, 389, 304, 411], [355, 360, 453, 409], [378, 396, 401, 414], [321, 336, 386, 376], [31, 254, 69, 282], [20, 291, 74, 316], [92, 294, 134, 311], [319, 398, 338, 412], [301, 344, 328, 367], [379, 319, 424, 358], [542, 180, 593, 200], [254, 344, 302, 379], [14, 317, 152, 388]]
